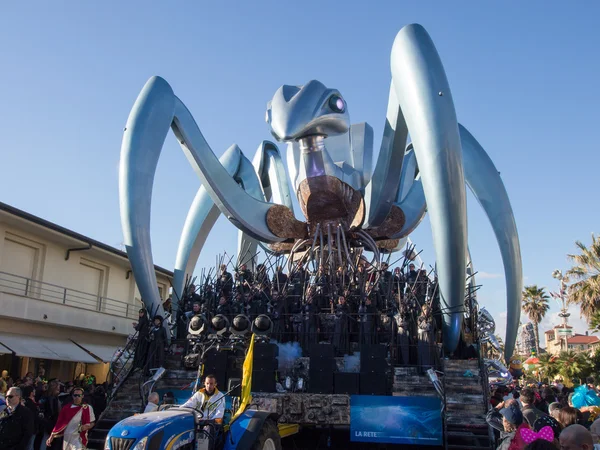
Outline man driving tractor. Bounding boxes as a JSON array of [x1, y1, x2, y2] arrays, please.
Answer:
[[181, 374, 225, 421]]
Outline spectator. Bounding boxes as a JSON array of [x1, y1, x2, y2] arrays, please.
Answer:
[[559, 424, 595, 450], [21, 385, 42, 450], [0, 387, 35, 450], [40, 381, 62, 450], [486, 400, 529, 450], [143, 393, 159, 413], [0, 379, 7, 414], [548, 402, 562, 421], [47, 387, 95, 450], [1, 370, 13, 389], [158, 392, 176, 411], [521, 388, 549, 427], [590, 418, 600, 446], [91, 386, 106, 418], [523, 441, 559, 450], [557, 406, 582, 429]]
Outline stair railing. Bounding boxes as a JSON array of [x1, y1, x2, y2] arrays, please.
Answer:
[[94, 331, 139, 426], [108, 331, 139, 402]]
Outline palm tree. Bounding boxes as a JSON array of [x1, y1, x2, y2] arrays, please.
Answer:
[[566, 234, 600, 321], [537, 353, 559, 382], [590, 310, 600, 333], [522, 285, 550, 354], [557, 350, 592, 386]]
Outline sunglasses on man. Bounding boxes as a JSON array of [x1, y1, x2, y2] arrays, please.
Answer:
[[5, 395, 16, 399], [73, 394, 83, 398]]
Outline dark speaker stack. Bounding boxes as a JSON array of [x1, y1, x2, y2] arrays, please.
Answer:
[[252, 343, 279, 392], [203, 348, 228, 389], [308, 344, 335, 394], [359, 345, 388, 395], [334, 372, 360, 395]]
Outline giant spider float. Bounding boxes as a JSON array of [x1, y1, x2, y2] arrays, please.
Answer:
[[119, 24, 522, 358]]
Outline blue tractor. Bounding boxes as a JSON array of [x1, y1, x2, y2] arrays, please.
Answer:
[[106, 406, 282, 450]]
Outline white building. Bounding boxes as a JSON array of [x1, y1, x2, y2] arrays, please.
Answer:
[[0, 201, 172, 382]]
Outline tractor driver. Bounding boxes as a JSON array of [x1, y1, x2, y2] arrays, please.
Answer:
[[181, 374, 226, 422]]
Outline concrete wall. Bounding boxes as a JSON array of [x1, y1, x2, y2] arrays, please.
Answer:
[[0, 215, 172, 332]]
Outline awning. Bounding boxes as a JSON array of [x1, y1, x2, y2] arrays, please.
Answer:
[[72, 341, 120, 363], [0, 343, 12, 354], [0, 332, 98, 363]]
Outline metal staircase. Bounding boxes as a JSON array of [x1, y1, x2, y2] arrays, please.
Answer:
[[87, 344, 194, 449], [443, 359, 493, 450]]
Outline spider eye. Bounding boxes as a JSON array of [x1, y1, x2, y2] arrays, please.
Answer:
[[328, 95, 345, 113]]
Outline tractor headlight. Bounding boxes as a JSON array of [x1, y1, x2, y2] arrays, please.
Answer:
[[132, 437, 148, 450]]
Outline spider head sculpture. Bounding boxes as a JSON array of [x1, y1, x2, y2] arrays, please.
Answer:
[[267, 80, 350, 141], [267, 80, 365, 232]]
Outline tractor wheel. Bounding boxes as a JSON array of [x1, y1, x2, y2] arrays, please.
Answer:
[[250, 419, 281, 450]]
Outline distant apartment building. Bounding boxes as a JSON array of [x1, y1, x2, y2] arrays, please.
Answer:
[[566, 334, 600, 354], [516, 322, 536, 355], [0, 201, 172, 382]]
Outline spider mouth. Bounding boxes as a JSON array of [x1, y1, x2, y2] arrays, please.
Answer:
[[297, 175, 364, 232]]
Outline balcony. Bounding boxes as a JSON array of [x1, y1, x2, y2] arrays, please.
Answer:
[[0, 271, 138, 334]]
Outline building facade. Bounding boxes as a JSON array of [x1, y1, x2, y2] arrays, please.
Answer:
[[566, 334, 600, 354], [544, 325, 574, 355], [0, 202, 172, 382]]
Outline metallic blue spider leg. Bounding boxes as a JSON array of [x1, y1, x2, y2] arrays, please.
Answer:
[[237, 140, 293, 264], [171, 95, 285, 244], [398, 145, 418, 202], [392, 177, 426, 239], [235, 148, 269, 271], [391, 24, 468, 353], [172, 145, 242, 307], [120, 78, 176, 315], [391, 147, 427, 239], [120, 76, 284, 315], [459, 124, 522, 360], [252, 141, 293, 210], [364, 82, 408, 227]]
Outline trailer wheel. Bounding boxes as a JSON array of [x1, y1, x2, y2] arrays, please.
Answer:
[[250, 419, 281, 450]]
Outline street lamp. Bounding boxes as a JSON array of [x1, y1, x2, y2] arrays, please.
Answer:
[[551, 269, 571, 352]]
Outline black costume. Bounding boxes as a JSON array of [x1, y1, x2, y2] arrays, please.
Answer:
[[148, 317, 167, 369], [133, 311, 150, 368], [332, 302, 351, 356]]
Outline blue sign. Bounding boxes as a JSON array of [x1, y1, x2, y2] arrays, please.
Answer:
[[350, 395, 443, 446]]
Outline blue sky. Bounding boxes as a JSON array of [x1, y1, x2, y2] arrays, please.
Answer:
[[1, 2, 599, 345]]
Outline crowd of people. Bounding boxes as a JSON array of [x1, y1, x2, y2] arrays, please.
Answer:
[[164, 258, 449, 370], [487, 378, 600, 449], [0, 369, 104, 450]]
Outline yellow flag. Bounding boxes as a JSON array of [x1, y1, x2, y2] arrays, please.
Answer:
[[231, 334, 254, 422]]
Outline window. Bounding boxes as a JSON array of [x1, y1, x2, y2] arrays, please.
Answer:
[[0, 232, 45, 296]]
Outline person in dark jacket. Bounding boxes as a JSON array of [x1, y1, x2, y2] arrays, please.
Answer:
[[148, 315, 168, 370], [521, 388, 549, 428], [133, 308, 150, 369], [40, 382, 62, 450], [0, 387, 34, 450], [91, 386, 106, 418], [486, 400, 529, 450], [21, 386, 41, 450], [332, 295, 351, 356]]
